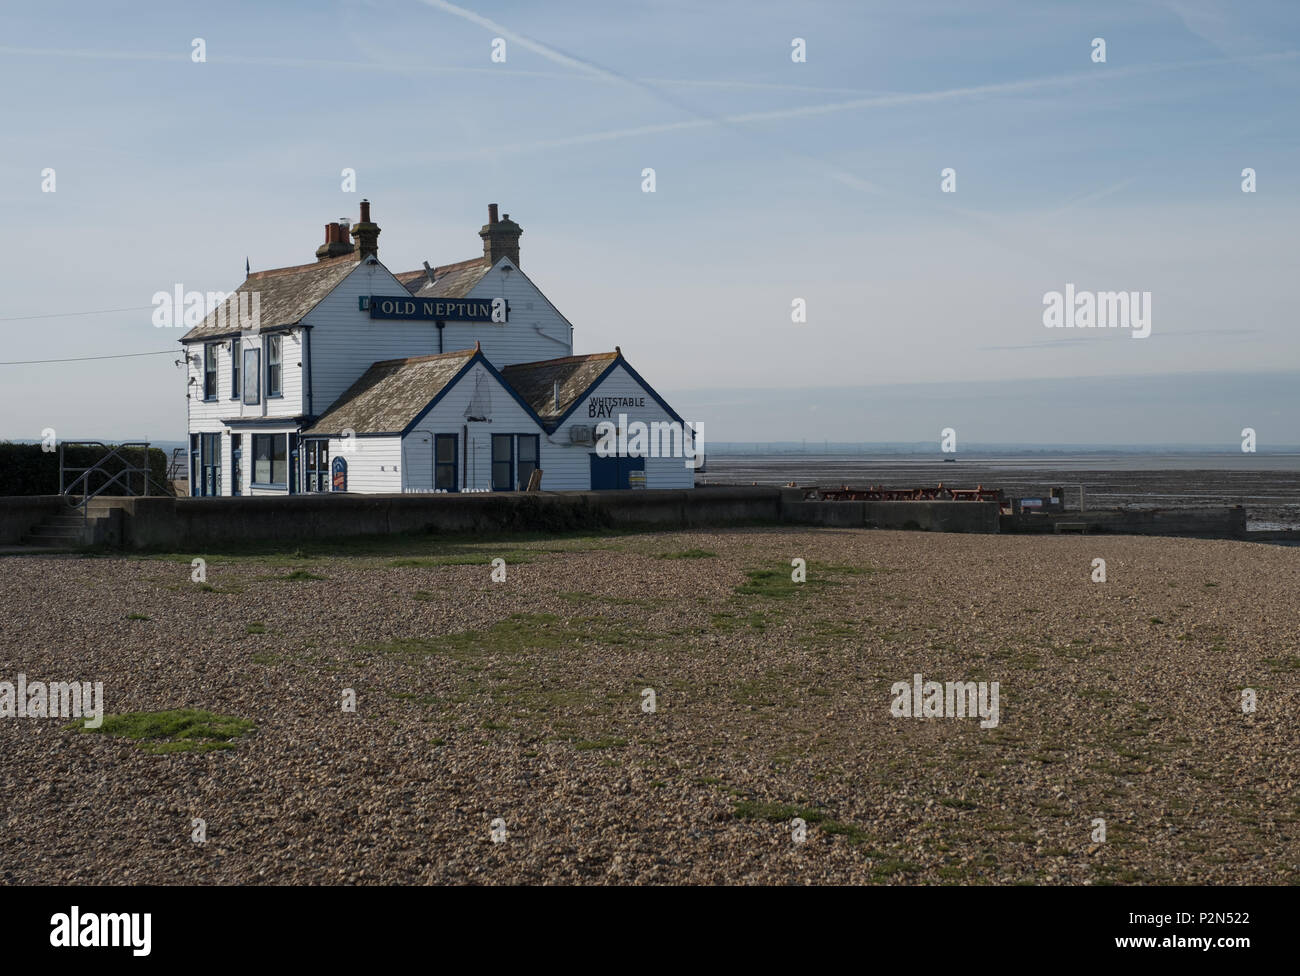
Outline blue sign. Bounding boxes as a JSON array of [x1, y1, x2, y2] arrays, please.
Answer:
[[331, 457, 348, 492], [362, 295, 506, 322]]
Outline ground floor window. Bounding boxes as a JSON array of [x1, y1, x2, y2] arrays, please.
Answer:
[[517, 435, 539, 490], [491, 434, 513, 491], [435, 434, 458, 492], [492, 433, 539, 491], [252, 433, 288, 488]]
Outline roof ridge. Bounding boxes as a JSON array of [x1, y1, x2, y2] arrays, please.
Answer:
[[246, 254, 359, 280], [502, 351, 619, 370], [434, 256, 489, 274], [394, 256, 489, 280], [369, 347, 479, 368]]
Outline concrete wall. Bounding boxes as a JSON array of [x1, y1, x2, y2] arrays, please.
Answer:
[[0, 496, 65, 544], [5, 491, 1249, 549], [785, 500, 1001, 533], [83, 486, 783, 550], [1001, 508, 1247, 539]]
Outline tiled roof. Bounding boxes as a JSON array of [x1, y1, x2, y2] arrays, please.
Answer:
[[303, 348, 478, 436], [500, 352, 620, 424], [394, 256, 491, 300], [180, 254, 360, 342]]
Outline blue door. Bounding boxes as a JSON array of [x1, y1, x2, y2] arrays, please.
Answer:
[[231, 434, 242, 496], [589, 454, 645, 490], [435, 434, 458, 492], [199, 433, 221, 497]]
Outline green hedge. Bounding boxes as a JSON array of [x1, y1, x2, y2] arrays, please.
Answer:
[[0, 442, 173, 497]]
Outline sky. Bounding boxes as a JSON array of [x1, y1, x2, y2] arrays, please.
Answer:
[[1, 0, 1298, 447]]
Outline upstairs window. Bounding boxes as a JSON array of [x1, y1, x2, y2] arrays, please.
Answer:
[[231, 337, 241, 399], [242, 347, 260, 405], [267, 336, 283, 397], [203, 343, 218, 400]]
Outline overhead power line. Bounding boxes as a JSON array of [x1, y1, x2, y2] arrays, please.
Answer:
[[0, 350, 177, 366], [0, 305, 155, 323]]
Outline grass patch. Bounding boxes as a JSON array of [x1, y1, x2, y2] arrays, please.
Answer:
[[245, 622, 267, 635], [126, 613, 150, 621], [733, 562, 876, 600], [72, 708, 255, 754], [732, 799, 870, 844], [734, 568, 798, 599], [655, 548, 718, 560], [279, 569, 326, 581]]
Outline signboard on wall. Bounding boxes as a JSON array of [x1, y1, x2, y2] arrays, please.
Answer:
[[362, 296, 507, 322], [331, 457, 348, 492], [587, 395, 646, 418]]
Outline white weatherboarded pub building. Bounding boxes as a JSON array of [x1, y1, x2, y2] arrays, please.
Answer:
[[180, 202, 697, 495]]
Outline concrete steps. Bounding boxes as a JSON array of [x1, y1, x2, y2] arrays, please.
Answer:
[[21, 509, 113, 547]]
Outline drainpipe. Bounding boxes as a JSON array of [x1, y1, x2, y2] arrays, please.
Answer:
[[533, 324, 568, 349], [462, 424, 468, 492], [303, 326, 313, 418]]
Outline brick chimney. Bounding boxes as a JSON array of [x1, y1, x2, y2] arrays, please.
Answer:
[[479, 203, 522, 268], [350, 199, 381, 261], [315, 220, 354, 261]]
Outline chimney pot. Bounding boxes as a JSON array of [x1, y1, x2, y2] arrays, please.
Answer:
[[317, 221, 358, 260], [479, 205, 522, 269], [349, 201, 380, 261]]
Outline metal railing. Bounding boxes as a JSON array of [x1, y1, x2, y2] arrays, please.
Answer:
[[166, 447, 187, 482], [59, 441, 171, 521]]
